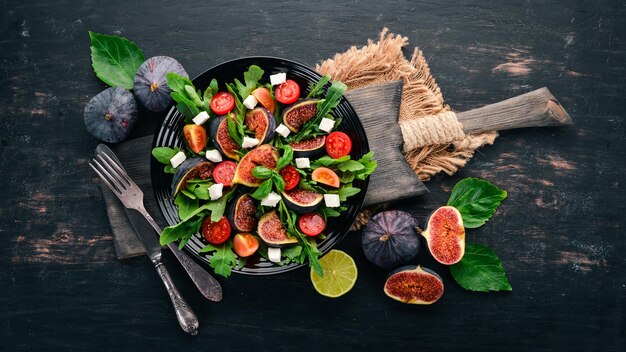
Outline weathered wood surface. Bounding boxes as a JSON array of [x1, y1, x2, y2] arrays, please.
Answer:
[[457, 87, 573, 134], [1, 0, 625, 351]]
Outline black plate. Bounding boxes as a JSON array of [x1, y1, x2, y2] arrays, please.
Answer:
[[151, 57, 370, 275]]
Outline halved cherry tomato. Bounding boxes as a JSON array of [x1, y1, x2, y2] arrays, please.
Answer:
[[252, 87, 276, 113], [210, 92, 235, 115], [298, 213, 326, 237], [183, 124, 207, 154], [311, 167, 340, 188], [213, 161, 237, 186], [202, 216, 231, 245], [275, 79, 300, 104], [326, 131, 352, 159], [233, 233, 259, 257], [279, 165, 300, 191]]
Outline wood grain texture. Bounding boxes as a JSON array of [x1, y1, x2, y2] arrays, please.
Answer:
[[1, 0, 624, 351], [457, 87, 573, 134]]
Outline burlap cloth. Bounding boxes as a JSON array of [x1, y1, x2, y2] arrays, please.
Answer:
[[319, 28, 497, 228]]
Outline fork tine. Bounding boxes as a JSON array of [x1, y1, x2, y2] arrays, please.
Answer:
[[95, 154, 129, 190], [98, 151, 133, 186], [92, 158, 126, 193], [89, 161, 122, 195]]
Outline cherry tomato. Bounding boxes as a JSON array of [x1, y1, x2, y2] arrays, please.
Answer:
[[275, 79, 300, 104], [233, 233, 259, 257], [311, 167, 340, 188], [326, 131, 352, 159], [202, 216, 231, 245], [298, 213, 326, 237], [252, 87, 276, 113], [213, 161, 237, 186], [183, 124, 207, 154], [279, 165, 300, 191], [210, 92, 235, 115]]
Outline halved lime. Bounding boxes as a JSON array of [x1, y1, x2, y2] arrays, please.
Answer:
[[310, 250, 357, 298]]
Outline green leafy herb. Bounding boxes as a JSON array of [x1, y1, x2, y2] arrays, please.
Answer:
[[281, 245, 303, 265], [447, 178, 508, 228], [354, 152, 377, 180], [306, 75, 331, 98], [88, 31, 144, 89], [330, 183, 361, 201], [252, 166, 272, 179], [250, 178, 274, 200], [311, 155, 350, 168], [170, 91, 200, 120], [200, 241, 237, 277], [174, 193, 199, 219], [233, 65, 264, 99], [184, 85, 204, 108], [450, 243, 512, 292], [336, 160, 364, 172], [151, 147, 180, 164], [160, 214, 204, 247], [290, 80, 347, 142], [276, 146, 294, 170], [166, 73, 194, 94], [277, 200, 323, 276], [272, 173, 286, 193]]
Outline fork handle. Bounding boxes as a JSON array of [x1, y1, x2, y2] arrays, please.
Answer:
[[140, 209, 223, 302], [154, 259, 199, 335]]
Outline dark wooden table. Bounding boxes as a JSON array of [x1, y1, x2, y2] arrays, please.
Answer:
[[1, 1, 624, 351]]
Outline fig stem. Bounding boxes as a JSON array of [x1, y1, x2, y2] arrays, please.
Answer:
[[104, 113, 113, 121], [414, 226, 423, 234]]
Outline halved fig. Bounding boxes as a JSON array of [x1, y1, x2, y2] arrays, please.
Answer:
[[209, 114, 241, 161], [245, 107, 276, 144], [420, 206, 466, 265], [171, 157, 214, 195], [257, 210, 298, 247], [227, 193, 258, 233], [384, 265, 444, 305], [282, 188, 323, 214], [290, 135, 326, 158], [231, 144, 279, 187], [282, 99, 318, 132]]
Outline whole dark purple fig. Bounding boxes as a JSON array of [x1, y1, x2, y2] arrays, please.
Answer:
[[361, 210, 420, 269], [84, 87, 138, 143], [133, 56, 188, 112]]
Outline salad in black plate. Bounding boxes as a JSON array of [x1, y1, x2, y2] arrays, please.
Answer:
[[152, 63, 376, 277]]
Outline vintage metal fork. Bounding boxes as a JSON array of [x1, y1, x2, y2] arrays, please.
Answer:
[[90, 145, 199, 335]]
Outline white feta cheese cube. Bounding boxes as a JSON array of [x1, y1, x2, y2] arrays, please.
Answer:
[[268, 247, 281, 263], [208, 183, 224, 201], [318, 117, 335, 133], [169, 151, 186, 168], [242, 136, 260, 149], [243, 95, 258, 110], [192, 111, 210, 126], [324, 194, 341, 208], [260, 192, 281, 207], [274, 123, 291, 138], [205, 149, 223, 163], [270, 72, 287, 86], [295, 157, 310, 169]]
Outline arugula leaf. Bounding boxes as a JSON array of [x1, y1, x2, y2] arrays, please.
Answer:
[[276, 146, 293, 170], [160, 213, 205, 246], [89, 32, 144, 89], [252, 166, 272, 179], [450, 243, 512, 292], [331, 183, 361, 201], [277, 200, 323, 276], [171, 92, 200, 120], [226, 114, 243, 146], [200, 241, 237, 277], [187, 182, 211, 200], [209, 78, 219, 95], [184, 85, 204, 108], [174, 193, 199, 219], [339, 171, 355, 183], [281, 245, 303, 265], [311, 155, 350, 168], [337, 160, 364, 172], [316, 81, 347, 118], [272, 173, 286, 193], [250, 178, 273, 200], [163, 165, 177, 174], [180, 188, 196, 200], [355, 151, 377, 180], [151, 147, 180, 164], [166, 73, 194, 94], [306, 75, 331, 98], [447, 178, 508, 228]]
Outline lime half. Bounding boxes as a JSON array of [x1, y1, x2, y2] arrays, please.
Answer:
[[310, 250, 358, 298]]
